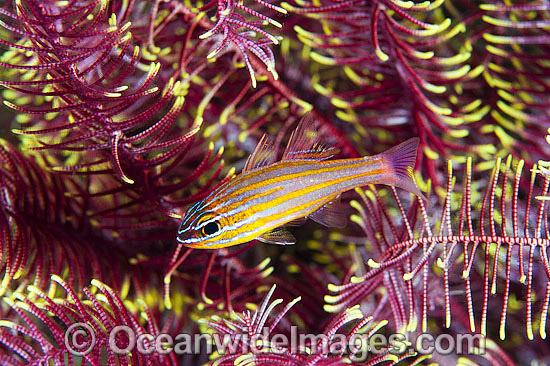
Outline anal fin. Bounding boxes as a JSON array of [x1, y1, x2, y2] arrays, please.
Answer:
[[257, 227, 296, 245], [309, 197, 347, 228]]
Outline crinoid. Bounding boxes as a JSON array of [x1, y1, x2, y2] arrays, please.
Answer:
[[328, 157, 550, 344]]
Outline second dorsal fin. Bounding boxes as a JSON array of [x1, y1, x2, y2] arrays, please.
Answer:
[[243, 134, 277, 173], [282, 113, 338, 161]]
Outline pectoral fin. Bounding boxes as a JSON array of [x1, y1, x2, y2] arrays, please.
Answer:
[[309, 198, 347, 228], [257, 227, 296, 245]]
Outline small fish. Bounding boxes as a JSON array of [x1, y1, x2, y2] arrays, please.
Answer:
[[177, 114, 424, 249]]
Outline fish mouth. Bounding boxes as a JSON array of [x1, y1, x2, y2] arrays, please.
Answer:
[[176, 221, 194, 242], [176, 232, 202, 248], [176, 232, 192, 244]]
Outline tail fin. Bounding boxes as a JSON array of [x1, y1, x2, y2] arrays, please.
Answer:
[[379, 137, 426, 200]]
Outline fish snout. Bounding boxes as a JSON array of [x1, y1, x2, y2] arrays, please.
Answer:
[[176, 223, 196, 246], [176, 231, 202, 247]]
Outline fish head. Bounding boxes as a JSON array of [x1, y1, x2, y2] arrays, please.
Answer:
[[176, 201, 232, 248]]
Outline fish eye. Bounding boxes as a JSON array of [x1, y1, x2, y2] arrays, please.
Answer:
[[201, 221, 221, 236]]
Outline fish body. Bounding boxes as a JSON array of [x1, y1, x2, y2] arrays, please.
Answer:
[[177, 115, 424, 249]]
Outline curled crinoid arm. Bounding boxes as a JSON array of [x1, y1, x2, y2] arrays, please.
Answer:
[[205, 284, 406, 365], [0, 0, 200, 186], [0, 142, 125, 294], [284, 0, 494, 186], [199, 0, 286, 86], [480, 2, 550, 163], [0, 276, 176, 366]]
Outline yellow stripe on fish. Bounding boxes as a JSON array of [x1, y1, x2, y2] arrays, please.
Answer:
[[177, 114, 425, 249]]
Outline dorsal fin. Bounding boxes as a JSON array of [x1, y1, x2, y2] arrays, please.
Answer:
[[282, 113, 338, 161], [243, 134, 277, 172]]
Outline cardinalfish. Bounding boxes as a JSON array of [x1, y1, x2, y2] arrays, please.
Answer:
[[177, 114, 424, 249]]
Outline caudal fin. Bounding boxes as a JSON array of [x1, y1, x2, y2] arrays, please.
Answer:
[[379, 137, 426, 200]]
